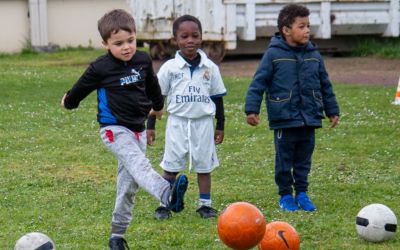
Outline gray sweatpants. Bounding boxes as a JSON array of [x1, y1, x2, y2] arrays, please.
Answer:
[[100, 125, 170, 234]]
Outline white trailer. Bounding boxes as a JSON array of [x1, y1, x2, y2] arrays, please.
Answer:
[[128, 0, 400, 62]]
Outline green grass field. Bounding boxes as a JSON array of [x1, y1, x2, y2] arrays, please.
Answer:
[[1, 49, 399, 249]]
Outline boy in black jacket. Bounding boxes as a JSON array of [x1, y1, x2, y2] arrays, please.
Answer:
[[61, 9, 188, 250]]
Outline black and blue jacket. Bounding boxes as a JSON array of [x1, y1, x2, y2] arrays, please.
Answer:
[[63, 50, 164, 132], [245, 33, 340, 129]]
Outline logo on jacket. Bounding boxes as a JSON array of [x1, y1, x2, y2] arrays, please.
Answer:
[[120, 68, 142, 86]]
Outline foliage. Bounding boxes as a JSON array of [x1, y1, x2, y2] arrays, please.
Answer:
[[352, 37, 400, 58], [0, 50, 399, 249]]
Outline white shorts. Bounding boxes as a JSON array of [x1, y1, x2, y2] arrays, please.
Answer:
[[161, 115, 219, 173]]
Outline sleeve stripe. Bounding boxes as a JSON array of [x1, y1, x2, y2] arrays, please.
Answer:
[[210, 92, 227, 98]]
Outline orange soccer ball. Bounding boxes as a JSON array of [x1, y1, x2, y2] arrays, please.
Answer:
[[258, 221, 300, 250], [217, 202, 266, 250]]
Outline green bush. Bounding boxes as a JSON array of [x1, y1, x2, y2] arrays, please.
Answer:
[[353, 37, 400, 58]]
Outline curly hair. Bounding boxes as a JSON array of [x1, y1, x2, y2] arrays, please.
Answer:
[[277, 4, 310, 35]]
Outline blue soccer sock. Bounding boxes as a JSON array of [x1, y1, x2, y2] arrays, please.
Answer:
[[199, 193, 211, 207]]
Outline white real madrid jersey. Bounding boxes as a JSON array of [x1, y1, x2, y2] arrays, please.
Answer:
[[157, 49, 227, 119]]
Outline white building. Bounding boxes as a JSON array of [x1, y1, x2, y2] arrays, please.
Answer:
[[0, 0, 399, 56], [0, 0, 130, 53]]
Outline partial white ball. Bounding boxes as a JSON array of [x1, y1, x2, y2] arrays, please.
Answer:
[[356, 203, 397, 242], [14, 232, 55, 250]]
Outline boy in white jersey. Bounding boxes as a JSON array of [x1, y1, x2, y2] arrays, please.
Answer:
[[148, 15, 227, 219]]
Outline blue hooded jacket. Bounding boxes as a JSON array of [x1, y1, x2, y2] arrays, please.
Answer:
[[245, 33, 340, 129]]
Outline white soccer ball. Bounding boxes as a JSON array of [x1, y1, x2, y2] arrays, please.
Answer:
[[356, 203, 397, 242], [14, 232, 55, 250]]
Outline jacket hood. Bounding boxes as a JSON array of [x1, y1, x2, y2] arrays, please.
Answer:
[[269, 32, 316, 52]]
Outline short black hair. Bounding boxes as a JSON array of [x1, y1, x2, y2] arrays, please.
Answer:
[[277, 4, 310, 35], [98, 9, 136, 42], [172, 15, 202, 37]]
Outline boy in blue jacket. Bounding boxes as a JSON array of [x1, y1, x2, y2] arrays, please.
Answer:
[[245, 4, 340, 212]]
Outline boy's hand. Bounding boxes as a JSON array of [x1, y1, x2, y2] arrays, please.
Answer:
[[60, 93, 67, 108], [215, 130, 224, 145], [149, 109, 163, 120], [147, 129, 156, 146], [329, 115, 340, 128], [246, 114, 260, 126]]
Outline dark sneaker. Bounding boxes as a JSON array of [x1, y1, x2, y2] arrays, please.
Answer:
[[154, 206, 172, 220], [168, 174, 188, 213], [109, 237, 130, 250], [196, 206, 218, 218], [279, 194, 300, 211], [295, 192, 317, 211]]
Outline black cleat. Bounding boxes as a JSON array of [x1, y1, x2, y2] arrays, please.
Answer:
[[109, 237, 130, 250], [154, 206, 172, 220], [168, 174, 188, 213], [196, 206, 218, 218]]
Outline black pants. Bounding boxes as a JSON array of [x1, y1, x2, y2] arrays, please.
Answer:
[[274, 126, 315, 196]]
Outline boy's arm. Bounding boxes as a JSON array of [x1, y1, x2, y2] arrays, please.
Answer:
[[146, 108, 164, 146], [211, 96, 225, 144], [244, 51, 272, 116], [329, 115, 339, 128], [146, 115, 156, 146], [319, 56, 340, 117], [62, 64, 100, 109], [147, 61, 170, 146], [146, 107, 165, 145], [246, 113, 260, 126], [144, 57, 165, 146], [146, 60, 165, 145], [209, 64, 227, 144], [145, 58, 164, 112]]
